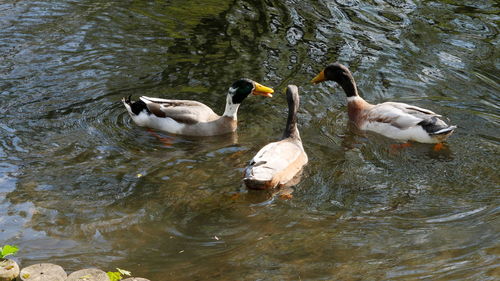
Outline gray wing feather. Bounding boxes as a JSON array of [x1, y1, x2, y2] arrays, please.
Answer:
[[140, 96, 218, 124], [367, 102, 441, 130]]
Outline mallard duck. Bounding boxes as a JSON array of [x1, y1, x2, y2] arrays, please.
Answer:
[[311, 63, 456, 147], [244, 85, 308, 189], [122, 79, 274, 136]]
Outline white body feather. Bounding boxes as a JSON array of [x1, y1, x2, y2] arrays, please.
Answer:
[[244, 140, 307, 185], [362, 102, 437, 143], [123, 98, 186, 134], [348, 97, 455, 144], [362, 121, 435, 143], [131, 110, 186, 134]]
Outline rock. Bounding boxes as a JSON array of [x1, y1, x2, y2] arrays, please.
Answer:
[[66, 268, 109, 281], [19, 263, 66, 281], [0, 259, 20, 281], [122, 278, 151, 281]]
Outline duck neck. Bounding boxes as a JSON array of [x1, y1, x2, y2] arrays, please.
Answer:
[[222, 94, 240, 119], [282, 97, 300, 140], [339, 74, 359, 98], [347, 95, 366, 103], [340, 74, 369, 108]]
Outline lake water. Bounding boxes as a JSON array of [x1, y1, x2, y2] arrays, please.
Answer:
[[0, 0, 498, 280]]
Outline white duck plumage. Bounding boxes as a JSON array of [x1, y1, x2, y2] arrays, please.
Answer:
[[122, 79, 274, 137], [244, 85, 308, 189], [312, 63, 456, 144]]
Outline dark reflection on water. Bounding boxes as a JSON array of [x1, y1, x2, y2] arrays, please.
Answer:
[[0, 0, 499, 280]]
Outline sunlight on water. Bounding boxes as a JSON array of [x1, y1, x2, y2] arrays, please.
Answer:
[[0, 0, 498, 280]]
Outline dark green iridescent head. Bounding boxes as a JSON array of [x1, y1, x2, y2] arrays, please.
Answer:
[[229, 78, 274, 104], [230, 79, 255, 104]]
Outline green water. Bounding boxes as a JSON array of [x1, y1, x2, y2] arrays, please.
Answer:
[[0, 0, 498, 280]]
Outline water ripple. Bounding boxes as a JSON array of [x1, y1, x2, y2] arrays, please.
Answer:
[[425, 207, 489, 223], [0, 0, 498, 280]]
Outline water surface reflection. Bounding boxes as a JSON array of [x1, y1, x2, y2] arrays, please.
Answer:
[[0, 0, 498, 280]]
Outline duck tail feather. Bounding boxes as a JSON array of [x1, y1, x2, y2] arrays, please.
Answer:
[[122, 95, 133, 105], [122, 95, 149, 116]]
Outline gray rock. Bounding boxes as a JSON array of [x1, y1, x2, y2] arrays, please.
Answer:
[[19, 263, 67, 281], [66, 268, 109, 281]]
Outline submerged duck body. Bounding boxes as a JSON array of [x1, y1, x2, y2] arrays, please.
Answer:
[[123, 79, 274, 137], [312, 63, 456, 144], [244, 85, 308, 189]]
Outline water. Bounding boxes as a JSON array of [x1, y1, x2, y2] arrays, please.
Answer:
[[0, 0, 498, 280]]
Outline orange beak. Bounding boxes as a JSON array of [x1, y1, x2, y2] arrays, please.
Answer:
[[311, 70, 326, 84], [252, 82, 274, 98]]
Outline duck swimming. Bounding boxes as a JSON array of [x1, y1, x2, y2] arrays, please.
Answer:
[[244, 85, 308, 189], [312, 63, 456, 148], [123, 79, 274, 136]]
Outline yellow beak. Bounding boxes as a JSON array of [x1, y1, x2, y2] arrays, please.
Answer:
[[252, 82, 275, 98], [311, 70, 326, 84]]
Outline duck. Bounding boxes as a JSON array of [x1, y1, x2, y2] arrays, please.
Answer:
[[122, 79, 274, 136], [244, 85, 308, 189], [311, 63, 456, 148]]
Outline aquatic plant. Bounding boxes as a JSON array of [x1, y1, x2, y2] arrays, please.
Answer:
[[0, 245, 18, 259], [106, 268, 131, 281]]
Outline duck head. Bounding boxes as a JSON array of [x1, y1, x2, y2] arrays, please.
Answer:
[[229, 78, 274, 104], [311, 63, 358, 97], [224, 79, 274, 118], [311, 63, 352, 84]]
